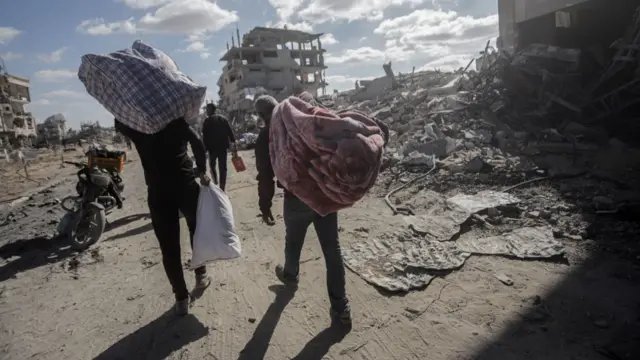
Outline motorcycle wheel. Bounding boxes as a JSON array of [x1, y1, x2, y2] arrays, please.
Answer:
[[68, 208, 106, 251]]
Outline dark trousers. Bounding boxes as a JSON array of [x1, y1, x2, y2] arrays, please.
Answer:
[[147, 180, 206, 301], [209, 150, 228, 191], [283, 195, 349, 313]]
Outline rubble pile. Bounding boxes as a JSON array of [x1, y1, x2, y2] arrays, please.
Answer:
[[319, 8, 640, 172], [331, 10, 640, 293]]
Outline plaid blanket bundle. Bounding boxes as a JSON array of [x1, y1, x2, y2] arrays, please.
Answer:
[[78, 41, 206, 134]]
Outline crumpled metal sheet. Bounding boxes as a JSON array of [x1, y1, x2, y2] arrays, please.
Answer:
[[343, 191, 562, 293], [343, 230, 471, 292], [344, 225, 564, 292], [342, 232, 432, 292], [342, 257, 435, 293], [456, 226, 564, 259], [447, 190, 521, 214]]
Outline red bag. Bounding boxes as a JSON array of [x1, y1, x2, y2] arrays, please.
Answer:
[[232, 154, 246, 172]]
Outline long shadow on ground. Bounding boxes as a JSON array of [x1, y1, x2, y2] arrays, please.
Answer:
[[238, 285, 295, 360], [387, 142, 640, 359], [290, 323, 351, 360], [0, 213, 153, 281], [105, 213, 150, 231], [0, 235, 74, 282], [105, 223, 154, 242], [467, 248, 640, 359], [92, 310, 209, 360], [462, 175, 640, 359], [237, 284, 351, 360]]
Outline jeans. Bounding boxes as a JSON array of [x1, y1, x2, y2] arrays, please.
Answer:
[[209, 150, 228, 191], [147, 180, 206, 301], [283, 195, 349, 313]]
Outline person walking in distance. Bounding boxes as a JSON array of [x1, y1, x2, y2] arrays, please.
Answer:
[[114, 117, 212, 316], [253, 95, 352, 326], [202, 103, 236, 191]]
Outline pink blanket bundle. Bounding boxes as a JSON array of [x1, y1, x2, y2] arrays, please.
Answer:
[[269, 96, 385, 216]]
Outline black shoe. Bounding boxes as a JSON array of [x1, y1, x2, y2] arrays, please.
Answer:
[[275, 265, 298, 289], [195, 272, 212, 290], [175, 297, 189, 316], [330, 307, 352, 326]]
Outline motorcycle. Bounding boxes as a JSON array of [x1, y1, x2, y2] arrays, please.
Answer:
[[57, 161, 125, 251]]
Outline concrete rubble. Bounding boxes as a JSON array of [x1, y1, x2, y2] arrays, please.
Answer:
[[330, 10, 640, 292]]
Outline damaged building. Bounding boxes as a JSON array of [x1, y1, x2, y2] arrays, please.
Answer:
[[217, 26, 328, 125], [497, 0, 640, 141], [36, 113, 67, 145], [0, 62, 37, 148], [350, 62, 401, 102], [499, 0, 640, 57]]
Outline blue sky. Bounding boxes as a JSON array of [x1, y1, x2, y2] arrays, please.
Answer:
[[0, 0, 498, 129]]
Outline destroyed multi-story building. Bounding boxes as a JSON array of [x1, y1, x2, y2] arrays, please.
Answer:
[[36, 114, 67, 144], [0, 62, 37, 147], [217, 26, 328, 124]]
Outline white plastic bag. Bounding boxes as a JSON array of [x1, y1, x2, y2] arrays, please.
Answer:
[[191, 184, 241, 269]]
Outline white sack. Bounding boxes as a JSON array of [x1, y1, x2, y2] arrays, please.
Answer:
[[191, 184, 241, 269]]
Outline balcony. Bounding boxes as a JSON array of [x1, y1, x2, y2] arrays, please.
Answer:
[[10, 95, 30, 104]]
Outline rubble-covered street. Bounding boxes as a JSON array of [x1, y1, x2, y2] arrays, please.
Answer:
[[1, 134, 639, 359], [2, 1, 640, 358]]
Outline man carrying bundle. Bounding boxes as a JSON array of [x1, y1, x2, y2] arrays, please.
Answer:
[[114, 117, 212, 316], [253, 95, 352, 326]]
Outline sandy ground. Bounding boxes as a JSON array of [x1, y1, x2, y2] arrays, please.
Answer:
[[1, 149, 639, 360], [0, 149, 85, 203]]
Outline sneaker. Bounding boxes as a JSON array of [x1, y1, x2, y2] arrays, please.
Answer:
[[175, 297, 189, 316], [275, 265, 299, 289], [330, 307, 352, 326], [195, 273, 212, 290]]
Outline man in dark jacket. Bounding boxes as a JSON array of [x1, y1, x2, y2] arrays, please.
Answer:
[[114, 117, 211, 316], [202, 103, 236, 191], [253, 95, 352, 326]]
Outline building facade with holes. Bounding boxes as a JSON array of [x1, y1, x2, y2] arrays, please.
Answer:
[[0, 73, 37, 147]]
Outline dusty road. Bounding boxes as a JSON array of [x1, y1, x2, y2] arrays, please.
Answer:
[[1, 150, 639, 360]]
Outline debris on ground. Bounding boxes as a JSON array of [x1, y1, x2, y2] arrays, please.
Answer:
[[333, 11, 640, 292]]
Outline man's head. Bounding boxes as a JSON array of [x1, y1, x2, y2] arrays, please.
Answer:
[[254, 95, 278, 126], [206, 103, 216, 116]]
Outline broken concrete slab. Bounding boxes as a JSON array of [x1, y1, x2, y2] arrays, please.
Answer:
[[446, 190, 521, 215], [410, 137, 460, 158], [402, 151, 436, 167], [403, 212, 467, 241], [456, 226, 564, 259]]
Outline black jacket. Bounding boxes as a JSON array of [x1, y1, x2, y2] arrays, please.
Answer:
[[255, 126, 287, 215], [114, 118, 207, 190], [202, 114, 235, 153]]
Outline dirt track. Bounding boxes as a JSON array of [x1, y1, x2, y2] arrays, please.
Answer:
[[1, 150, 639, 360]]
